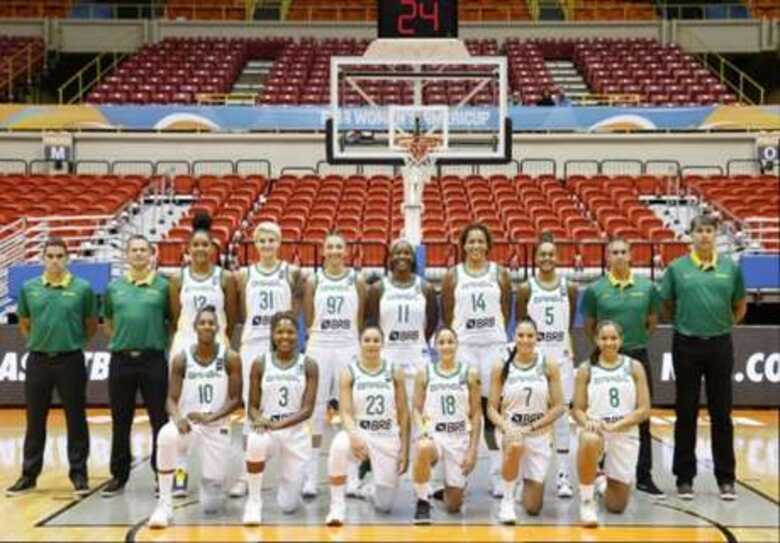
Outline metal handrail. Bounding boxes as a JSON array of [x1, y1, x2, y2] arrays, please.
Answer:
[[0, 218, 27, 311], [196, 92, 258, 105], [0, 43, 45, 99]]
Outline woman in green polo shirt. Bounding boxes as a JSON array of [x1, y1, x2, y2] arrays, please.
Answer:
[[581, 237, 663, 497], [660, 214, 747, 502]]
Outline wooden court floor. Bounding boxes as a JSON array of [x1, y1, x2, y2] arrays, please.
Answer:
[[0, 408, 777, 543]]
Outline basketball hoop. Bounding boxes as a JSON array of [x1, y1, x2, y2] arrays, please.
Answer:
[[396, 134, 443, 167]]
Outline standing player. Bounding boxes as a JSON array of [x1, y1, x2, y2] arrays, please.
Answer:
[[148, 305, 242, 528], [366, 238, 438, 401], [243, 311, 318, 524], [572, 321, 650, 527], [410, 328, 481, 524], [303, 232, 367, 497], [230, 222, 303, 498], [324, 327, 410, 526], [441, 223, 512, 497], [168, 212, 238, 496], [487, 318, 566, 524], [516, 234, 578, 498]]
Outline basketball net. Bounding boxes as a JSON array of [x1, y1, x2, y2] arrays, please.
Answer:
[[397, 134, 441, 207]]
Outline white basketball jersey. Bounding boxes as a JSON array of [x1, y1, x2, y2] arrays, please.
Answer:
[[350, 358, 398, 437], [587, 356, 638, 437], [424, 362, 470, 435], [380, 276, 427, 353], [177, 266, 227, 338], [310, 269, 359, 345], [179, 343, 229, 425], [260, 352, 307, 422], [527, 276, 572, 356], [452, 263, 505, 344], [241, 262, 293, 344], [501, 352, 549, 432]]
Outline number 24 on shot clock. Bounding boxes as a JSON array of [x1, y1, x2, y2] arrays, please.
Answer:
[[378, 0, 458, 39]]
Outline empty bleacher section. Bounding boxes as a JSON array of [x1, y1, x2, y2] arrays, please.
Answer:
[[165, 0, 248, 20], [0, 37, 46, 102], [285, 0, 531, 22], [564, 0, 657, 21], [86, 37, 290, 105], [0, 0, 72, 18], [748, 0, 780, 19]]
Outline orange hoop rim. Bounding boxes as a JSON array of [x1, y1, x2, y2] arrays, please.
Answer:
[[395, 134, 444, 164]]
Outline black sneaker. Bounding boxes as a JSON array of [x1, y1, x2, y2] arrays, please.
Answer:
[[431, 488, 445, 501], [5, 476, 36, 497], [101, 478, 126, 498], [72, 476, 90, 497], [676, 482, 694, 500], [358, 459, 372, 480], [414, 499, 432, 525], [637, 478, 666, 499], [719, 483, 736, 501]]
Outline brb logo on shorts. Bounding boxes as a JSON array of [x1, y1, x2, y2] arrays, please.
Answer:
[[321, 319, 351, 330], [466, 317, 496, 330]]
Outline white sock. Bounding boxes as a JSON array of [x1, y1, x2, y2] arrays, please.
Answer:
[[247, 471, 263, 503], [503, 478, 516, 499], [557, 451, 570, 478], [158, 472, 173, 505], [489, 449, 502, 477], [330, 484, 346, 506], [308, 446, 320, 484], [414, 482, 431, 501], [347, 462, 358, 486], [580, 484, 594, 501]]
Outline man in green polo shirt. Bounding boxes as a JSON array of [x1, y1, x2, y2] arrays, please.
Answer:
[[101, 235, 171, 497], [6, 238, 98, 497], [582, 238, 663, 498], [660, 214, 747, 502]]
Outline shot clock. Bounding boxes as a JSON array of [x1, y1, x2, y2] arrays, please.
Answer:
[[377, 0, 458, 39]]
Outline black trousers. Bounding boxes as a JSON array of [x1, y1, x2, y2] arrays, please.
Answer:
[[671, 333, 735, 486], [108, 351, 169, 483], [621, 347, 654, 483], [22, 351, 89, 482]]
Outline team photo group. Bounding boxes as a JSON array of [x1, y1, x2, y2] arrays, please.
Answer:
[[7, 211, 747, 529]]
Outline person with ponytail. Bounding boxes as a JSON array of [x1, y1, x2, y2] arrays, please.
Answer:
[[167, 211, 239, 497], [487, 317, 565, 524]]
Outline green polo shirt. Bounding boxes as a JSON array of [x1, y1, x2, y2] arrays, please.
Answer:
[[582, 272, 660, 351], [659, 251, 746, 337], [17, 272, 98, 353], [103, 272, 170, 352]]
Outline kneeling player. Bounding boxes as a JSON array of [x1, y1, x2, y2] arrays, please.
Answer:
[[148, 306, 242, 528], [325, 327, 410, 526], [410, 328, 481, 523], [242, 311, 318, 524], [572, 320, 650, 527], [488, 317, 566, 524]]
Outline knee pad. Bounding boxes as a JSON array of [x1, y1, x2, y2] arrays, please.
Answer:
[[327, 431, 351, 477], [200, 478, 225, 514], [277, 478, 302, 514], [246, 432, 269, 463], [372, 484, 397, 513]]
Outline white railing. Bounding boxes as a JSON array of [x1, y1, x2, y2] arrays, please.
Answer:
[[742, 217, 780, 253], [24, 214, 131, 264], [0, 218, 28, 311]]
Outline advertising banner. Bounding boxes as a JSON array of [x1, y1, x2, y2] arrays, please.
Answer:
[[0, 325, 777, 407]]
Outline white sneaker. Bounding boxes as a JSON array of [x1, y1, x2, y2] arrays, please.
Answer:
[[490, 474, 503, 498], [498, 498, 516, 525], [148, 502, 173, 529], [346, 476, 360, 498], [580, 498, 598, 527], [242, 499, 262, 526], [557, 473, 574, 498], [514, 479, 524, 503], [325, 501, 345, 526], [356, 480, 374, 501], [229, 478, 248, 499], [302, 476, 318, 498]]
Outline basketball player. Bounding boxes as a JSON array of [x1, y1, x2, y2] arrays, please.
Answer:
[[516, 234, 578, 498], [243, 311, 318, 524], [366, 238, 438, 402], [148, 305, 242, 528], [441, 223, 512, 497], [487, 318, 566, 524], [303, 231, 367, 497], [572, 320, 650, 527], [168, 212, 238, 496], [230, 222, 304, 498], [410, 328, 481, 524], [325, 327, 410, 526]]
